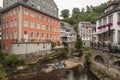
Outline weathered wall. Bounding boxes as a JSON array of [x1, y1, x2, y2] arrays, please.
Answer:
[[68, 42, 76, 50], [83, 40, 90, 47], [11, 42, 51, 54], [90, 49, 120, 80]]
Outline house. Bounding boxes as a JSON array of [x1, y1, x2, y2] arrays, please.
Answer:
[[60, 22, 76, 44], [78, 21, 95, 47], [0, 0, 60, 54], [96, 0, 120, 45]]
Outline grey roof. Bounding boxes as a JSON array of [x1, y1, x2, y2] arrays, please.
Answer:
[[98, 1, 120, 20], [0, 2, 59, 20]]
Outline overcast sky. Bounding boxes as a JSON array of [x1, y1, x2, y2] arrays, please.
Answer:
[[0, 0, 108, 15]]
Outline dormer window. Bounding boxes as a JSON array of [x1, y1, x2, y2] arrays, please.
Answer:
[[31, 2, 34, 7]]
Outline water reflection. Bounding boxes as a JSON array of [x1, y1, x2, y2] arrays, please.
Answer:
[[45, 60, 99, 80]]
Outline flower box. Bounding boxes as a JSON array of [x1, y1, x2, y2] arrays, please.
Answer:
[[106, 23, 113, 26], [117, 21, 120, 25]]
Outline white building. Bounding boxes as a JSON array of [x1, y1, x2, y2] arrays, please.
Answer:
[[96, 0, 120, 45], [78, 21, 95, 47], [60, 22, 76, 43]]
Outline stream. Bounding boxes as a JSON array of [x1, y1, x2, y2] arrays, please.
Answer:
[[8, 58, 100, 80]]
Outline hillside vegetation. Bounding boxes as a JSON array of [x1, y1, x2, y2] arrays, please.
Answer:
[[60, 3, 106, 31]]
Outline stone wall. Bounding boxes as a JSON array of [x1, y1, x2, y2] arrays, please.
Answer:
[[90, 49, 120, 80]]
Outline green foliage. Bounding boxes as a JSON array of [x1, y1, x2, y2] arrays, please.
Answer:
[[93, 3, 106, 14], [0, 72, 7, 79], [72, 8, 80, 15], [51, 41, 56, 49], [0, 51, 8, 61], [61, 3, 106, 29], [4, 54, 25, 68], [75, 34, 83, 50], [83, 49, 91, 60], [57, 41, 61, 46], [60, 9, 70, 18]]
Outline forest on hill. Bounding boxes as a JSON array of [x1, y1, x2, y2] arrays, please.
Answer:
[[60, 3, 106, 31]]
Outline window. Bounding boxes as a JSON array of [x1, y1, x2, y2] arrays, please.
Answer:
[[30, 11, 34, 17], [37, 33, 40, 39], [6, 32, 8, 39], [37, 5, 40, 9], [46, 25, 49, 30], [103, 17, 107, 25], [42, 16, 44, 20], [118, 13, 120, 21], [24, 31, 27, 35], [50, 26, 52, 31], [47, 34, 49, 39], [99, 19, 102, 26], [14, 31, 17, 39], [14, 8, 17, 14], [30, 32, 34, 39], [14, 19, 17, 27], [6, 22, 8, 28], [36, 14, 40, 19], [3, 33, 5, 39], [30, 21, 34, 28], [42, 24, 45, 30], [3, 23, 5, 29], [10, 20, 13, 27], [42, 33, 44, 39], [24, 19, 28, 27], [108, 15, 113, 23], [36, 23, 40, 29], [24, 8, 28, 15]]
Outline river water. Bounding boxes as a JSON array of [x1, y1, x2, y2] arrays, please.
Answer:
[[8, 59, 99, 80]]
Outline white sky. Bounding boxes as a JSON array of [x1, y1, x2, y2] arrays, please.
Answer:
[[0, 0, 108, 15]]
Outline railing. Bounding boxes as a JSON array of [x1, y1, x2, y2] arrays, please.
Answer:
[[91, 42, 120, 54]]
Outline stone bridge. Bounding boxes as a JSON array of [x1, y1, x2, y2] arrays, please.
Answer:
[[90, 48, 120, 80]]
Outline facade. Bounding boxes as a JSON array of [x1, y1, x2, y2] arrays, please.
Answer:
[[1, 0, 60, 54], [96, 0, 120, 45], [78, 21, 95, 47], [60, 22, 76, 44]]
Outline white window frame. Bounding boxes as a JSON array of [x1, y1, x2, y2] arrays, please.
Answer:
[[24, 19, 28, 27], [30, 21, 34, 28]]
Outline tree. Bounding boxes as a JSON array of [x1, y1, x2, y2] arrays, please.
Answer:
[[75, 34, 83, 50], [81, 8, 85, 12], [60, 9, 70, 18], [72, 8, 80, 15]]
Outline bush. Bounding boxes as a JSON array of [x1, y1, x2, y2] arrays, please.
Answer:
[[0, 72, 7, 79], [83, 49, 91, 61], [0, 51, 8, 61], [51, 41, 56, 49], [75, 34, 82, 50], [4, 54, 25, 68]]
